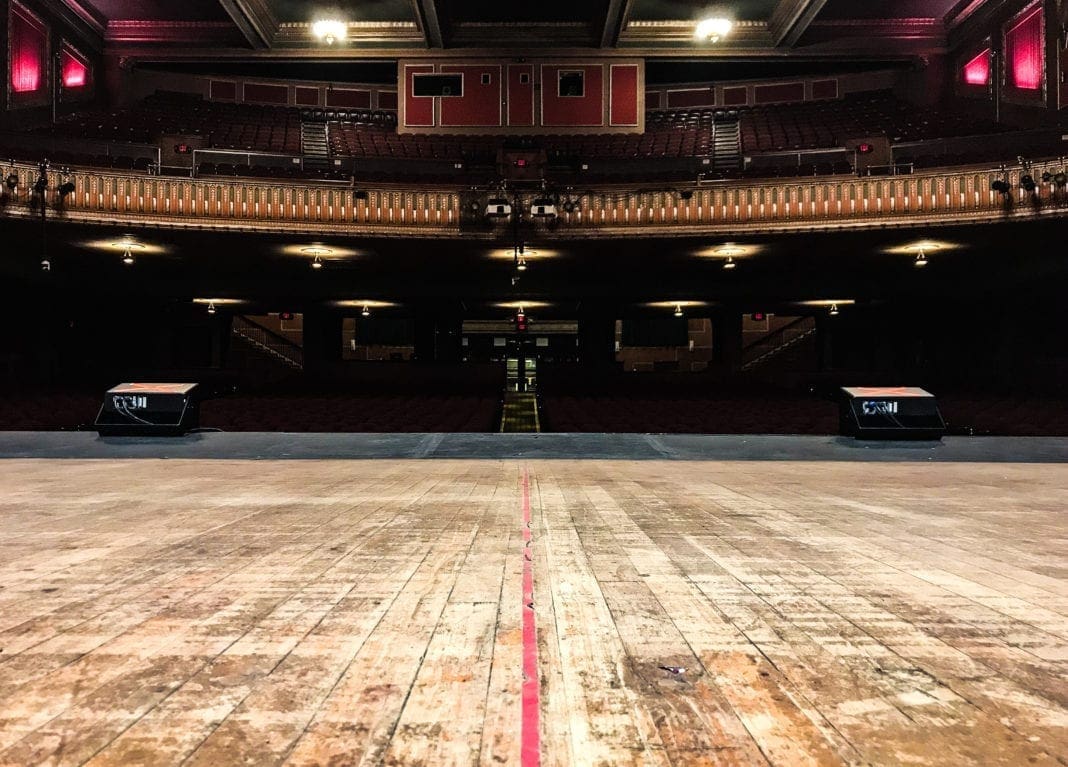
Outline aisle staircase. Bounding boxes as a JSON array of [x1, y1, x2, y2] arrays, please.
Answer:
[[300, 121, 331, 170], [500, 391, 540, 433], [712, 116, 742, 169]]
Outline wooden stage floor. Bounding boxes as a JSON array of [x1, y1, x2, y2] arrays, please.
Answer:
[[0, 457, 1066, 766]]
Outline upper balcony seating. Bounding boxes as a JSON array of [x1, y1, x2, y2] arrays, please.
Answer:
[[735, 90, 1007, 153], [46, 91, 304, 154]]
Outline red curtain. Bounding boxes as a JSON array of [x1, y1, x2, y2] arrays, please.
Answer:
[[1006, 5, 1043, 90], [62, 49, 88, 88], [963, 48, 991, 86], [10, 6, 46, 93]]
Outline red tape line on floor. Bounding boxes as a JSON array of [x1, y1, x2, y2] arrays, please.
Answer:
[[521, 468, 540, 767]]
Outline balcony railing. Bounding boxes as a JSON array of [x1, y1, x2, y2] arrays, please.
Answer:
[[4, 157, 1067, 236]]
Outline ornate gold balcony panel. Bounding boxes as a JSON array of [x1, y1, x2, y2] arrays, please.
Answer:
[[7, 162, 1068, 238]]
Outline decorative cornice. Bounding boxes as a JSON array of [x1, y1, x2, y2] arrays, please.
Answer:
[[105, 21, 248, 46]]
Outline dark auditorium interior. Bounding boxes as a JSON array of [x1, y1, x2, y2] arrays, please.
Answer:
[[0, 1, 1066, 765]]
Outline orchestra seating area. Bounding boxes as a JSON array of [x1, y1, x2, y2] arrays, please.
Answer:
[[535, 366, 1068, 436]]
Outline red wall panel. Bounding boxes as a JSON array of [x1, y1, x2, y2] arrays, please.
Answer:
[[722, 86, 748, 106], [403, 64, 435, 127], [210, 80, 236, 101], [811, 79, 838, 99], [440, 65, 502, 127], [243, 83, 287, 104], [507, 64, 534, 127], [541, 64, 604, 127], [610, 64, 639, 126], [327, 88, 371, 108], [754, 82, 805, 104], [295, 86, 319, 106], [667, 88, 714, 108]]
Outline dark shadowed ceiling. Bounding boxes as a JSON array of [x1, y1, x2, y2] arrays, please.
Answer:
[[62, 0, 997, 75]]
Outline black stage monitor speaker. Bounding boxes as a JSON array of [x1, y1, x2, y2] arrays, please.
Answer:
[[95, 383, 200, 436], [839, 387, 945, 440]]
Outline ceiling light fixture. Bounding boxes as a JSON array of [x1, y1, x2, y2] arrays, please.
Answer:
[[914, 250, 928, 268], [207, 301, 217, 315], [516, 257, 528, 271], [695, 17, 733, 43], [312, 19, 347, 45], [361, 305, 371, 317], [674, 303, 684, 317], [121, 248, 134, 266], [723, 256, 737, 269], [311, 255, 323, 269], [829, 303, 840, 316]]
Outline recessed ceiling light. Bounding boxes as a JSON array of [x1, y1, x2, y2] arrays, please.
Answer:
[[695, 18, 732, 43], [312, 19, 346, 45]]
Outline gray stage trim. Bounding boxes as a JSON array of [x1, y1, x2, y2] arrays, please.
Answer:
[[0, 432, 1066, 462]]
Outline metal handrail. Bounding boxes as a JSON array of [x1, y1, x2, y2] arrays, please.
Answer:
[[742, 316, 816, 368], [231, 315, 303, 369]]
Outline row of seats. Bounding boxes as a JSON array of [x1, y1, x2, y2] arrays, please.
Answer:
[[735, 90, 1007, 153], [49, 91, 304, 153]]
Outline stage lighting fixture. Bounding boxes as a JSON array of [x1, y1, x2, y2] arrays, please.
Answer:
[[5, 173, 17, 191], [312, 19, 347, 45], [914, 251, 928, 268], [722, 256, 736, 270], [829, 303, 840, 316], [311, 255, 323, 269], [695, 17, 732, 42], [361, 305, 371, 317], [121, 248, 134, 266], [207, 301, 216, 315], [1020, 174, 1037, 192], [990, 179, 1011, 195], [530, 197, 557, 218], [517, 257, 528, 271], [485, 198, 512, 218], [673, 304, 684, 317]]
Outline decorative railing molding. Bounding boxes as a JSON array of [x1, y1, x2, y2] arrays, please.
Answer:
[[6, 159, 1068, 237]]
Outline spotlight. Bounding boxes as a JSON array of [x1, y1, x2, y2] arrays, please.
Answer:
[[207, 301, 216, 315], [695, 17, 733, 42], [829, 303, 840, 316], [312, 19, 347, 45], [311, 255, 323, 269], [914, 251, 928, 268], [1020, 174, 1037, 192], [673, 304, 684, 318], [990, 179, 1011, 195], [722, 256, 736, 270], [361, 304, 371, 317], [5, 173, 17, 191], [40, 259, 50, 271], [121, 248, 135, 266], [516, 257, 528, 271]]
